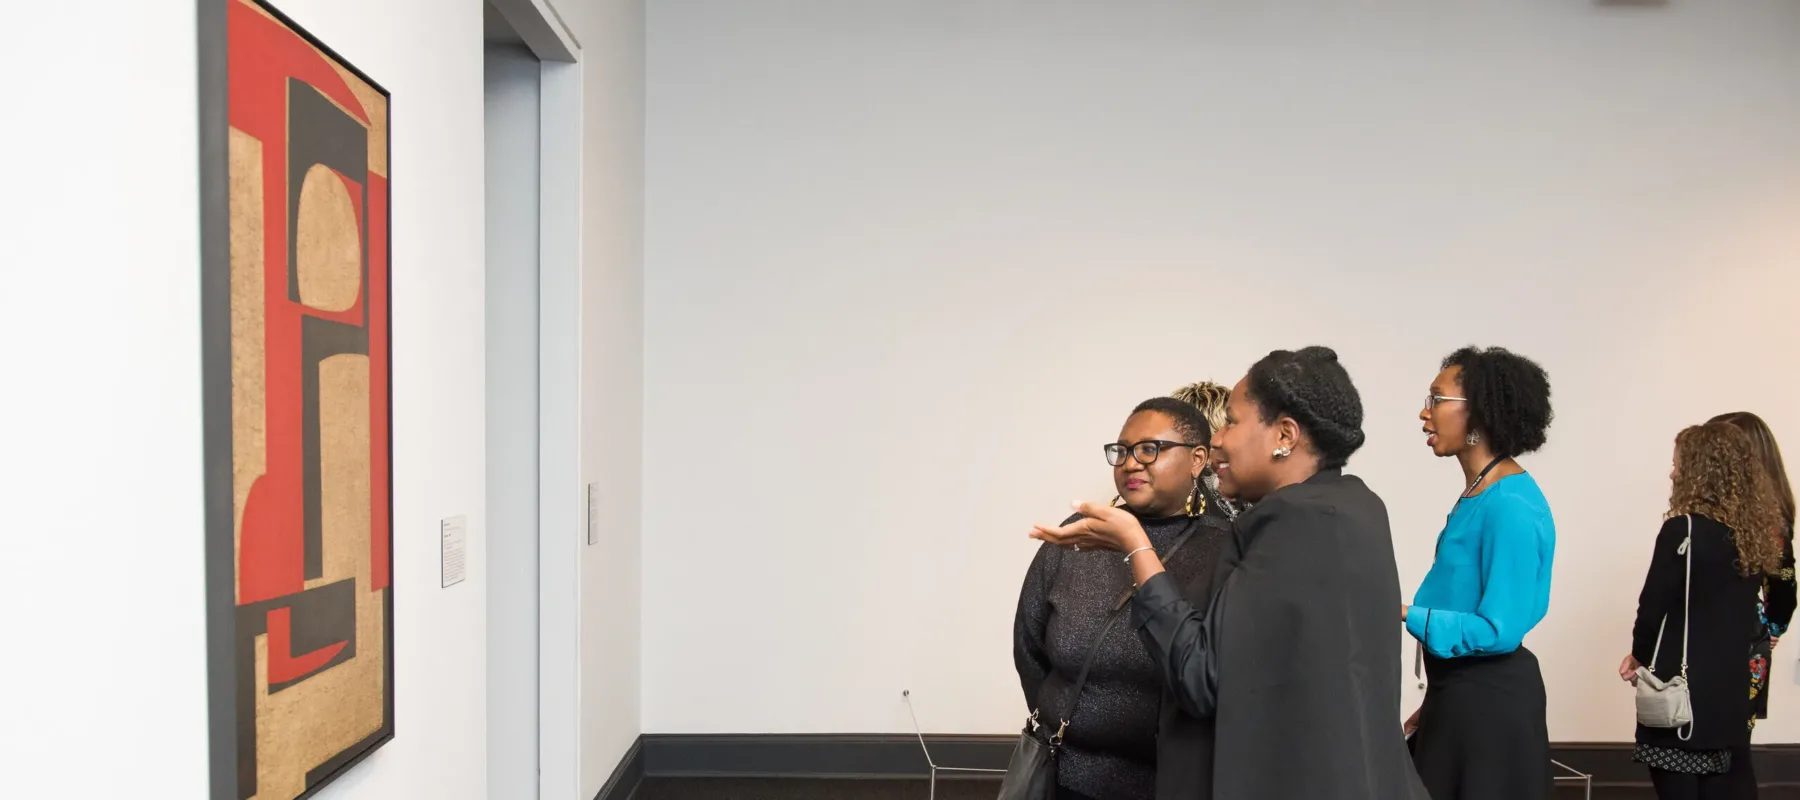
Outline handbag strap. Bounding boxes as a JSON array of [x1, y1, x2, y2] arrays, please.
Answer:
[[1051, 519, 1203, 743], [1649, 515, 1694, 677], [1675, 516, 1695, 741]]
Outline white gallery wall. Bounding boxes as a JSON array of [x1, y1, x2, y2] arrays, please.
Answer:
[[643, 0, 1800, 743], [4, 0, 210, 796], [563, 0, 649, 794], [2, 0, 644, 797]]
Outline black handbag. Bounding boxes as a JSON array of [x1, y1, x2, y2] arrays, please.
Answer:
[[998, 524, 1199, 800]]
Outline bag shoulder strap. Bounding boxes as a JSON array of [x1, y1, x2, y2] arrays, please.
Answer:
[[1680, 514, 1692, 675], [1648, 515, 1695, 675], [1053, 520, 1203, 739]]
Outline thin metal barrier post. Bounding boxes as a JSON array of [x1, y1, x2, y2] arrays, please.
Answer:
[[903, 690, 1007, 800]]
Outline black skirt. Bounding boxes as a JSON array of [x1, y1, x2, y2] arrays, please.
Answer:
[[1411, 647, 1552, 800]]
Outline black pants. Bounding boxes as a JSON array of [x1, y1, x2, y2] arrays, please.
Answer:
[[1056, 787, 1102, 800], [1649, 767, 1739, 800], [1411, 647, 1552, 800], [1647, 745, 1757, 800]]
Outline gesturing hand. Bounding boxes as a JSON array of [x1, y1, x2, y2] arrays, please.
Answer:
[[1030, 501, 1153, 554]]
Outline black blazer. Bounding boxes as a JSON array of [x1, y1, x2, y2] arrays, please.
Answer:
[[1631, 514, 1762, 751], [1130, 469, 1428, 799]]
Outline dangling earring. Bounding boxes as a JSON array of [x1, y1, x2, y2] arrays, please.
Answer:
[[1205, 470, 1239, 519], [1466, 432, 1481, 446], [1186, 479, 1206, 517], [1110, 495, 1125, 508], [1273, 446, 1292, 458]]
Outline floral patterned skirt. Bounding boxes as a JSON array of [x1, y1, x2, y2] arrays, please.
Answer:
[[1750, 636, 1772, 721]]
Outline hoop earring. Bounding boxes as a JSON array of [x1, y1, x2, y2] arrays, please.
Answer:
[[1186, 480, 1206, 517]]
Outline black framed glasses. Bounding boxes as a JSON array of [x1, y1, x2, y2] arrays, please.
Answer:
[[1424, 394, 1468, 411], [1104, 440, 1198, 467]]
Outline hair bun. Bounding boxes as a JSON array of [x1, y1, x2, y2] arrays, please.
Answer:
[[1295, 346, 1340, 363]]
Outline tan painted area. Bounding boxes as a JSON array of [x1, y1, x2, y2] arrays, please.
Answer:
[[304, 355, 372, 592], [253, 359, 384, 799], [294, 164, 362, 312], [229, 127, 268, 606]]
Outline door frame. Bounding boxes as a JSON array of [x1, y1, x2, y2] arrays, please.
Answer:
[[488, 1, 584, 797]]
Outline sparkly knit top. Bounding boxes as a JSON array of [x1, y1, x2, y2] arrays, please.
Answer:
[[1013, 506, 1230, 800]]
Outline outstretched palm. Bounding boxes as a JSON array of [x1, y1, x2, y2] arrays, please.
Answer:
[[1030, 501, 1152, 553]]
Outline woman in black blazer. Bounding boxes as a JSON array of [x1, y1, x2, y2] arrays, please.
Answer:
[[1034, 347, 1428, 800], [1620, 422, 1789, 800]]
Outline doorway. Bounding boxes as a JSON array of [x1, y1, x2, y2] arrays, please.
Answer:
[[484, 0, 582, 797], [484, 4, 542, 799]]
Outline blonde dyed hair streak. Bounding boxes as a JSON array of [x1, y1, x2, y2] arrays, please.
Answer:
[[1172, 381, 1232, 440]]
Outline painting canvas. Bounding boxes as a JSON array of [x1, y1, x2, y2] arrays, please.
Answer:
[[200, 0, 393, 798]]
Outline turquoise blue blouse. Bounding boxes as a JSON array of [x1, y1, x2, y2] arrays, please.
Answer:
[[1406, 473, 1556, 658]]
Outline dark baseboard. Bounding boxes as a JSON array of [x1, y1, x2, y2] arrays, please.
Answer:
[[1554, 742, 1800, 787], [640, 733, 1011, 779], [593, 737, 646, 800], [598, 733, 1799, 796]]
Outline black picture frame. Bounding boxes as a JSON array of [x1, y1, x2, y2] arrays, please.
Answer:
[[198, 1, 395, 797]]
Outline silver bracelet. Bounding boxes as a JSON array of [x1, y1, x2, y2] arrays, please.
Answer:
[[1123, 545, 1154, 564]]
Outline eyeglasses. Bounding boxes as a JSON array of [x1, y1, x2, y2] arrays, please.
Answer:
[[1424, 394, 1467, 410], [1104, 440, 1198, 467]]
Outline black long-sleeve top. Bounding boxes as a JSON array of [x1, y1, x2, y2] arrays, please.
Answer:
[[1128, 469, 1430, 800], [1630, 514, 1762, 751], [1763, 531, 1796, 639], [1013, 509, 1228, 800]]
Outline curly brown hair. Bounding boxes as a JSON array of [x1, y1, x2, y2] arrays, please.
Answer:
[[1670, 422, 1786, 576], [1708, 411, 1795, 534]]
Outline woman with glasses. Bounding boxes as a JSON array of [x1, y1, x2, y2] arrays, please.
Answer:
[[1404, 346, 1556, 800], [1032, 347, 1428, 800], [1013, 391, 1233, 800]]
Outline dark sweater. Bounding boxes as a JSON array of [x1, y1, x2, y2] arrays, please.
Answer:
[[1632, 514, 1763, 751], [1013, 507, 1229, 800]]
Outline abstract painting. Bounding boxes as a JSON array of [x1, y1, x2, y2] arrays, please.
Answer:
[[199, 1, 392, 798]]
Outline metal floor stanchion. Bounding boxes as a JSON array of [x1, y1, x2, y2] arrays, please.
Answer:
[[1552, 758, 1592, 800], [904, 689, 1583, 800], [903, 690, 1007, 800]]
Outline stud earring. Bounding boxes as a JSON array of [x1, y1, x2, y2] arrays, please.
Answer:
[[1274, 446, 1292, 458]]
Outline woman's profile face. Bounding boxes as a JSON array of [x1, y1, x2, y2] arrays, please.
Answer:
[[1112, 410, 1204, 517], [1210, 378, 1281, 504], [1420, 366, 1470, 458]]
